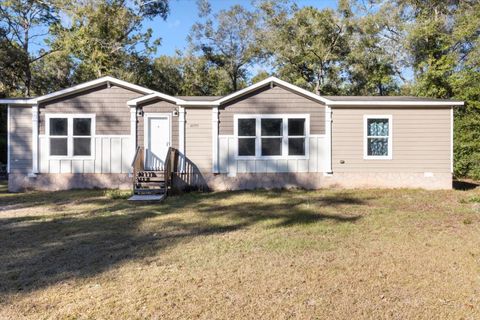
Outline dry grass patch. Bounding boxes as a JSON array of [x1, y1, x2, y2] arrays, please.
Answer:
[[1, 182, 480, 319]]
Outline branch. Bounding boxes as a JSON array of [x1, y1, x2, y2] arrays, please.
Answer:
[[29, 48, 58, 63]]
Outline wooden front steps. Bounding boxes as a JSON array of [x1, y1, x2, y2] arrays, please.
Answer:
[[129, 146, 177, 202], [128, 170, 167, 201]]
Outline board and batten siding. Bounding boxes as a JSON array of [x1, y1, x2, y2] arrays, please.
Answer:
[[218, 136, 328, 174], [185, 108, 212, 173], [39, 84, 143, 135], [219, 85, 326, 135], [137, 99, 179, 149], [332, 107, 452, 173], [38, 136, 131, 174], [9, 106, 32, 174]]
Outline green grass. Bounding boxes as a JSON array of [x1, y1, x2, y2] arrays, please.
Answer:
[[1, 181, 480, 319]]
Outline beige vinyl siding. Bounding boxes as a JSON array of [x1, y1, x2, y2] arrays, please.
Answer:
[[332, 107, 451, 173], [39, 84, 144, 135], [9, 106, 32, 173], [185, 107, 212, 173], [219, 85, 325, 135], [137, 99, 179, 149]]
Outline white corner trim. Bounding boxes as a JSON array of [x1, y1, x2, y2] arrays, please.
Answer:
[[7, 105, 10, 174], [215, 77, 331, 105], [450, 107, 454, 173], [212, 107, 219, 173], [32, 105, 39, 174], [325, 105, 333, 173], [363, 114, 393, 160], [178, 106, 185, 172], [130, 107, 137, 164]]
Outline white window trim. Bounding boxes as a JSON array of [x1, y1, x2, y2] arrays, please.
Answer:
[[234, 114, 310, 160], [363, 114, 393, 160], [45, 113, 96, 160]]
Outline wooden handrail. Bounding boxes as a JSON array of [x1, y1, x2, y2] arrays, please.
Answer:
[[164, 147, 178, 195], [132, 146, 144, 191]]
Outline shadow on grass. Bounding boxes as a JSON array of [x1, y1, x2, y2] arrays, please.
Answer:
[[0, 187, 366, 296], [453, 179, 479, 191]]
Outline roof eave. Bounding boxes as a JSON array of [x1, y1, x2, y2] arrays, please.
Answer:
[[0, 99, 37, 105], [127, 92, 185, 106], [327, 101, 464, 106]]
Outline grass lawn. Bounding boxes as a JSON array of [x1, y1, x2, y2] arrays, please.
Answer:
[[1, 181, 480, 319]]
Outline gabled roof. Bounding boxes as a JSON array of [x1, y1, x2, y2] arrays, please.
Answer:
[[0, 76, 156, 105], [0, 75, 464, 107], [127, 92, 185, 106], [214, 77, 331, 105]]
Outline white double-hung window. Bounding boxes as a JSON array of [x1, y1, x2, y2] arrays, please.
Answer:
[[46, 114, 95, 158], [235, 114, 309, 159], [364, 115, 392, 159]]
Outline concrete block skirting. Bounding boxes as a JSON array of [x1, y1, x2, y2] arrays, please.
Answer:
[[8, 173, 131, 192], [201, 172, 453, 191], [8, 171, 452, 192]]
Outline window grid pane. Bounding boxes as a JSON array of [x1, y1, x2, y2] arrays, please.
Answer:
[[238, 118, 256, 136], [261, 119, 282, 136], [368, 138, 388, 156], [73, 118, 91, 136], [73, 138, 91, 156], [288, 138, 305, 156], [261, 138, 282, 156], [288, 119, 305, 136], [367, 119, 389, 137], [238, 138, 256, 156], [50, 118, 68, 136], [50, 138, 68, 156]]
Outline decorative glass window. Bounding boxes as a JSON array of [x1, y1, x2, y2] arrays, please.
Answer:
[[47, 114, 95, 158], [235, 115, 309, 159], [364, 115, 392, 159]]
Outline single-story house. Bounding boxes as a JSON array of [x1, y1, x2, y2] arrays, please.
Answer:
[[1, 76, 463, 195]]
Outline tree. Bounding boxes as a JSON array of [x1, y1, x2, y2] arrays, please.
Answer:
[[342, 0, 401, 95], [261, 6, 350, 94], [189, 4, 260, 92], [0, 0, 61, 96], [53, 0, 169, 81], [180, 53, 232, 96]]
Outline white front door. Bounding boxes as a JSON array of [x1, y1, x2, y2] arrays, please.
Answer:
[[145, 116, 170, 170]]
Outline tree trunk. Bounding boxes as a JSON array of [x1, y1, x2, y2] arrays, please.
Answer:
[[23, 26, 31, 96]]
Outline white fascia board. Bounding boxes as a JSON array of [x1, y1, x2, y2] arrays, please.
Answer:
[[0, 99, 36, 105], [34, 76, 155, 104], [214, 76, 332, 105], [127, 92, 186, 106], [179, 101, 220, 106], [328, 101, 465, 106]]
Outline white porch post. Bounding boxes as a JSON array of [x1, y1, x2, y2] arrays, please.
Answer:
[[31, 105, 39, 175], [450, 106, 454, 173], [325, 105, 333, 174], [212, 106, 219, 173], [7, 105, 10, 174], [130, 107, 137, 163], [178, 106, 185, 172]]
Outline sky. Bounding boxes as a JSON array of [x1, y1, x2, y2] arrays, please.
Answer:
[[151, 0, 338, 56]]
